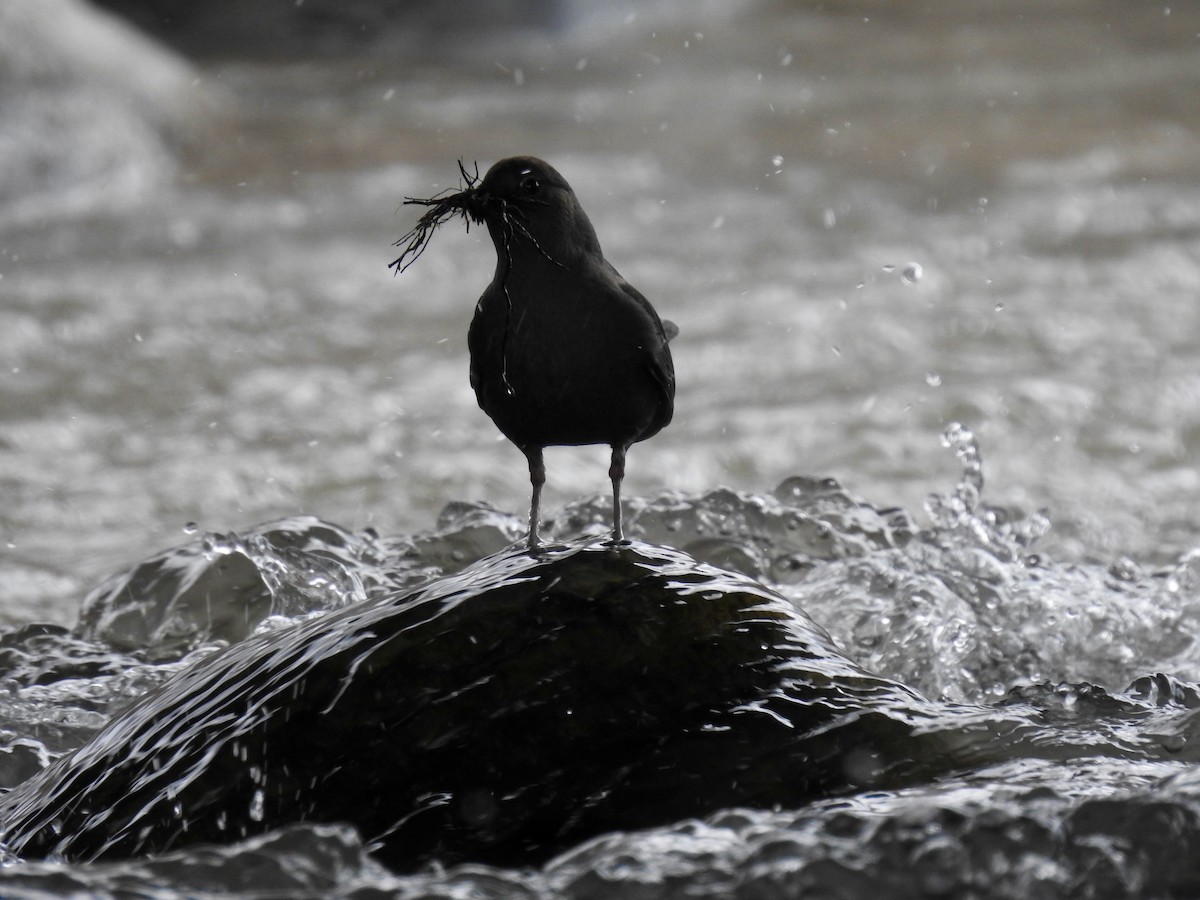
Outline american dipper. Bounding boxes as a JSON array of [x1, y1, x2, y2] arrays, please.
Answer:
[[392, 157, 676, 548]]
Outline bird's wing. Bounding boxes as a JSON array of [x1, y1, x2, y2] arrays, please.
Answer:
[[612, 273, 678, 344], [614, 278, 676, 423]]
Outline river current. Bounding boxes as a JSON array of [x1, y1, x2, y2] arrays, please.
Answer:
[[2, 0, 1200, 896]]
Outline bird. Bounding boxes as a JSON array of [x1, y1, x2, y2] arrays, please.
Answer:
[[397, 157, 676, 549]]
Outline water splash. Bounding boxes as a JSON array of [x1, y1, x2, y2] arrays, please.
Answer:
[[778, 426, 1196, 702], [924, 421, 985, 528], [923, 422, 1050, 557]]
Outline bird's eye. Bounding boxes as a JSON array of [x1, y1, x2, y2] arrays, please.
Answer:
[[520, 176, 541, 196]]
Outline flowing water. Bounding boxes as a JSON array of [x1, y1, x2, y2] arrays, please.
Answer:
[[3, 0, 1200, 895]]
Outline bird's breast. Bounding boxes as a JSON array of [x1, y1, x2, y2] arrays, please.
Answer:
[[467, 268, 672, 450]]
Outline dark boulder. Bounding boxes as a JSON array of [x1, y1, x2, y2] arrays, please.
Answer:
[[0, 539, 939, 870]]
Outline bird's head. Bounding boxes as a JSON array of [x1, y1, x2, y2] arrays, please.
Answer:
[[390, 157, 601, 275], [463, 157, 602, 268]]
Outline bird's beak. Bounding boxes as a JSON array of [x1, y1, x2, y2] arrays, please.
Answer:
[[455, 187, 493, 226]]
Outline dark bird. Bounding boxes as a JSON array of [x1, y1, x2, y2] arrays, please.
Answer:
[[391, 157, 676, 549]]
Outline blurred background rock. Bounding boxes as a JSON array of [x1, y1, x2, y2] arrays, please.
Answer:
[[89, 0, 567, 57]]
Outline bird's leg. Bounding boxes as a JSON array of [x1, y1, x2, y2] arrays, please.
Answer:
[[525, 447, 545, 550], [609, 445, 627, 543]]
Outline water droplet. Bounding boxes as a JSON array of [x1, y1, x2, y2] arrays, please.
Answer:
[[183, 522, 198, 535], [1108, 557, 1138, 581], [941, 421, 974, 450], [925, 372, 942, 387], [822, 208, 837, 229], [771, 154, 784, 167], [249, 789, 265, 822], [994, 302, 1005, 312], [901, 262, 923, 284]]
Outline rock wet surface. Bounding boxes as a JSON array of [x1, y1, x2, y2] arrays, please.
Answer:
[[0, 539, 938, 869]]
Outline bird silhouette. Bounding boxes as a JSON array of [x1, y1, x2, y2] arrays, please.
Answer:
[[397, 157, 676, 548]]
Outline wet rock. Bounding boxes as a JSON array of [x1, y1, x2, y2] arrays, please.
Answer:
[[0, 539, 937, 871]]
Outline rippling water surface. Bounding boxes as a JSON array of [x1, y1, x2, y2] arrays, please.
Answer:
[[3, 0, 1200, 896]]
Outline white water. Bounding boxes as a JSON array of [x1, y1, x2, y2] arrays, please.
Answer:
[[3, 1, 1200, 896]]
